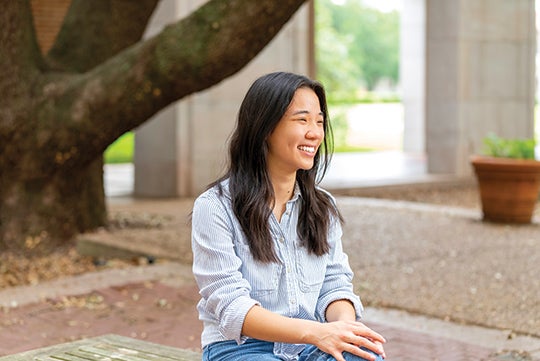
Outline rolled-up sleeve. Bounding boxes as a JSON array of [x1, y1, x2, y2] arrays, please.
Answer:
[[315, 219, 364, 322], [191, 193, 259, 343]]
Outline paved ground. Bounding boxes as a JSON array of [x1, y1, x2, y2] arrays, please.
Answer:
[[1, 191, 539, 360]]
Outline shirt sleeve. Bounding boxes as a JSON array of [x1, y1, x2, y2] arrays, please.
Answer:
[[191, 192, 260, 344], [315, 217, 364, 322]]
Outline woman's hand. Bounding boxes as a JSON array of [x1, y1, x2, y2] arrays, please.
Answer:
[[308, 320, 386, 361], [242, 305, 386, 361]]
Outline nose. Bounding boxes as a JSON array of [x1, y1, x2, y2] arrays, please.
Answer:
[[306, 122, 324, 140]]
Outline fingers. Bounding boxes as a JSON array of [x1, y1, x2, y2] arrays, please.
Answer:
[[373, 340, 386, 359], [344, 324, 385, 359], [330, 344, 383, 361], [342, 343, 381, 361], [352, 322, 386, 344], [350, 336, 385, 359], [315, 321, 386, 360], [330, 351, 347, 361]]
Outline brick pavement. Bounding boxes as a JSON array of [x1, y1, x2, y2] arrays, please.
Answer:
[[0, 272, 505, 361], [0, 280, 202, 356]]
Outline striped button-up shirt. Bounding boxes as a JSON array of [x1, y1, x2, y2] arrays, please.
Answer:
[[191, 179, 363, 360]]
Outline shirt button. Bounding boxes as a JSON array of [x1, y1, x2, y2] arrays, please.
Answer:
[[290, 299, 296, 304], [279, 237, 284, 243]]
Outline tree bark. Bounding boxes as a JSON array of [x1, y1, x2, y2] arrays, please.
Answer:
[[0, 0, 307, 253], [46, 0, 159, 71]]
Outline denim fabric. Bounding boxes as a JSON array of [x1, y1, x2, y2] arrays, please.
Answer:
[[203, 339, 280, 361], [300, 344, 384, 361], [203, 339, 384, 361]]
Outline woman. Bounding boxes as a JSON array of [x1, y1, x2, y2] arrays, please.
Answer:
[[191, 72, 386, 361]]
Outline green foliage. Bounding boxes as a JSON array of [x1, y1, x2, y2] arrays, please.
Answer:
[[315, 0, 400, 93], [104, 132, 134, 164], [328, 93, 401, 105], [482, 133, 536, 160], [315, 0, 360, 99], [329, 105, 350, 148], [334, 144, 373, 153]]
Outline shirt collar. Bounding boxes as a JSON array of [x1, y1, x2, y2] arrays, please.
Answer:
[[290, 183, 302, 202]]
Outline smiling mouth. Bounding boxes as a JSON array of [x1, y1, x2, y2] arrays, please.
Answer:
[[298, 145, 316, 153]]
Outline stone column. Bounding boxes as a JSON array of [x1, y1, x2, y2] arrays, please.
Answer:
[[133, 0, 185, 198], [401, 0, 426, 154], [425, 0, 536, 175], [134, 0, 313, 197]]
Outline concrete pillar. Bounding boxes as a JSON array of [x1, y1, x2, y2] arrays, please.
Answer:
[[425, 0, 536, 175], [134, 0, 313, 197], [133, 0, 185, 198], [401, 0, 426, 154]]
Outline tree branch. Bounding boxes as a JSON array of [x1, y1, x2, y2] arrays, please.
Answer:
[[0, 0, 44, 101], [46, 0, 159, 71]]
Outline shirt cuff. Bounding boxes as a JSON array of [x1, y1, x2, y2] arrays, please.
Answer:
[[219, 296, 260, 344], [317, 291, 364, 322]]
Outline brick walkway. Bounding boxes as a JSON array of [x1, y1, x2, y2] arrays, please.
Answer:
[[0, 278, 502, 360]]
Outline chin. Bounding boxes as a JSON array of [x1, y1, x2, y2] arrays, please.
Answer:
[[299, 164, 315, 171]]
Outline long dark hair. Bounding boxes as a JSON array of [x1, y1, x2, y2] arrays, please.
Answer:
[[215, 71, 343, 263]]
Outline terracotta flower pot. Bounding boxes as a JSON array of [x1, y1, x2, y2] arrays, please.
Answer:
[[470, 155, 540, 223]]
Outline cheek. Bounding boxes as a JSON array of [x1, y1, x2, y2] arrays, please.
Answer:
[[270, 132, 295, 149], [266, 135, 280, 153]]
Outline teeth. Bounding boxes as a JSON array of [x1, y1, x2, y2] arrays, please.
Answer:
[[298, 146, 315, 153]]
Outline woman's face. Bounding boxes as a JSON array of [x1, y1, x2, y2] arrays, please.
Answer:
[[266, 87, 325, 177]]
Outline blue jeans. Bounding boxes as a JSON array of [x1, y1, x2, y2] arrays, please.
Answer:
[[203, 339, 384, 361]]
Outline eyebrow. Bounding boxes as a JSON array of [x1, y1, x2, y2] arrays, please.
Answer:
[[292, 110, 324, 116]]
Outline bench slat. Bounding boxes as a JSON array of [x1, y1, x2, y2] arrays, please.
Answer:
[[0, 334, 201, 361], [32, 356, 91, 361], [77, 345, 177, 361]]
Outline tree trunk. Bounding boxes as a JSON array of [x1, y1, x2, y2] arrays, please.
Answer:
[[0, 159, 105, 253]]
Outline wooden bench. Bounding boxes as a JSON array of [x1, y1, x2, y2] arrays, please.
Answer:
[[0, 334, 201, 361]]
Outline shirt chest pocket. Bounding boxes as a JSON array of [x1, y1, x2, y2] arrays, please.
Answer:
[[235, 242, 282, 296], [295, 247, 328, 293]]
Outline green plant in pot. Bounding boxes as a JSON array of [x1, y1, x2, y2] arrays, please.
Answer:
[[482, 132, 536, 159], [470, 133, 540, 224]]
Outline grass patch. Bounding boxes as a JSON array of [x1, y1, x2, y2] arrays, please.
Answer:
[[105, 132, 134, 164], [334, 145, 373, 153]]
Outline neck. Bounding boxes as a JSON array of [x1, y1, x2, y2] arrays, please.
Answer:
[[269, 172, 296, 221], [271, 172, 295, 198]]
